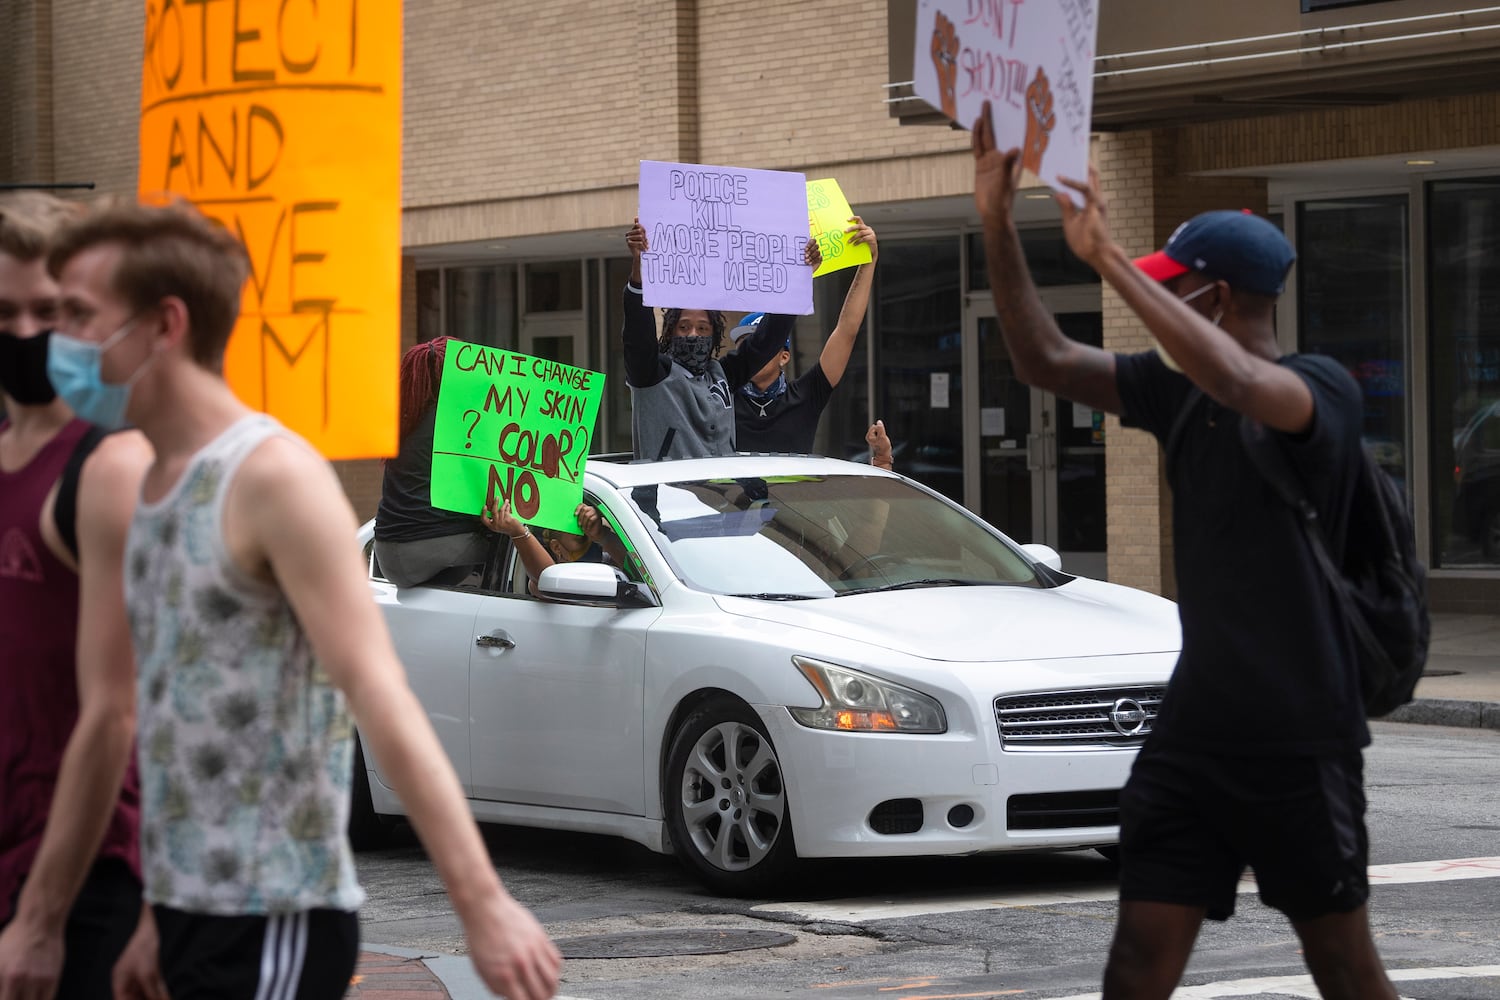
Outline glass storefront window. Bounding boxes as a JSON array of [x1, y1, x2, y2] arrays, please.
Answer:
[[525, 261, 583, 312], [604, 257, 638, 455], [445, 264, 516, 349], [875, 237, 963, 502], [1296, 196, 1410, 487], [416, 269, 441, 343], [1429, 178, 1500, 567]]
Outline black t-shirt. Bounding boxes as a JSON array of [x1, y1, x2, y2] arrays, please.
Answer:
[[733, 362, 836, 454], [373, 406, 480, 543], [1116, 350, 1368, 756]]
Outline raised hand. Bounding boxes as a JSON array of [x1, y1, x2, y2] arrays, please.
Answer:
[[1055, 165, 1113, 268], [845, 216, 878, 264], [627, 217, 649, 285], [971, 100, 1024, 228]]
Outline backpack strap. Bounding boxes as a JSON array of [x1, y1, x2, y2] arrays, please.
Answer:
[[54, 425, 108, 562], [1163, 387, 1203, 482], [1239, 418, 1400, 682]]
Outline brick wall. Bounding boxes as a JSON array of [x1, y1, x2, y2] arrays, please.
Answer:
[[1, 0, 54, 185], [49, 0, 141, 197]]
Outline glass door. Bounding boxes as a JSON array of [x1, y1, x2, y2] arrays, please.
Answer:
[[968, 300, 1106, 578]]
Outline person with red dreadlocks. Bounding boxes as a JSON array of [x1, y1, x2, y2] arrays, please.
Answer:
[[374, 336, 553, 588]]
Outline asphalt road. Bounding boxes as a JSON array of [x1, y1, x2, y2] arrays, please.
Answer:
[[355, 721, 1500, 999]]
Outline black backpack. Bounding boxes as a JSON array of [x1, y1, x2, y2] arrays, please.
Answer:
[[1166, 388, 1430, 717]]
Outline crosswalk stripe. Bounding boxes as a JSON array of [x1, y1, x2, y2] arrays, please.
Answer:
[[751, 856, 1500, 923]]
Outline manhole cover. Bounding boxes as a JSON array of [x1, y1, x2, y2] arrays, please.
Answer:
[[1422, 669, 1463, 677], [554, 929, 797, 959]]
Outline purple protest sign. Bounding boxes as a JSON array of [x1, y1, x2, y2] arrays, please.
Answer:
[[638, 160, 813, 315]]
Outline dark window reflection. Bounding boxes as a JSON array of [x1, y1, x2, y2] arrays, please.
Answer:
[[1296, 197, 1409, 488], [1430, 179, 1500, 567], [874, 238, 962, 503]]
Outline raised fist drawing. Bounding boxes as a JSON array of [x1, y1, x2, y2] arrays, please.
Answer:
[[931, 11, 959, 121], [1022, 66, 1055, 176]]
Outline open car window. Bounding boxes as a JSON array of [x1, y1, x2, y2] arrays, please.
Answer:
[[503, 493, 650, 596]]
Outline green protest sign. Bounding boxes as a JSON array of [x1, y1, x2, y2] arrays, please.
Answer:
[[431, 340, 605, 533]]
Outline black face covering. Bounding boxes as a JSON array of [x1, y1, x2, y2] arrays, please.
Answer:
[[668, 335, 715, 377], [0, 330, 58, 405]]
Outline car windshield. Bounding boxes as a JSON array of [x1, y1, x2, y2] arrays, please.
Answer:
[[622, 474, 1043, 598]]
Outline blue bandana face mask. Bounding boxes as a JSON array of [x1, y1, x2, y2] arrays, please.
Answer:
[[46, 318, 152, 431]]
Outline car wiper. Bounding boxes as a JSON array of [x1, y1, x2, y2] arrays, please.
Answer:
[[728, 592, 820, 601], [839, 578, 984, 596]]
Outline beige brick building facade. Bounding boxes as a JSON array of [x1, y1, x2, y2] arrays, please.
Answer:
[[6, 0, 1500, 608]]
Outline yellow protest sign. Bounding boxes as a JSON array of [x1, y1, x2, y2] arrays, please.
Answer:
[[806, 178, 872, 278], [137, 1, 402, 460]]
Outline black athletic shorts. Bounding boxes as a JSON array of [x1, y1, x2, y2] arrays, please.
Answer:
[[2, 858, 141, 1000], [1117, 743, 1370, 922], [153, 905, 359, 1000]]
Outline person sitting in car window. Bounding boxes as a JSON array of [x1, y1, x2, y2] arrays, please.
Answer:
[[375, 336, 528, 588]]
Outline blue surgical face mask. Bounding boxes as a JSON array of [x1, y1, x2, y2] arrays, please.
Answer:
[[46, 317, 152, 430]]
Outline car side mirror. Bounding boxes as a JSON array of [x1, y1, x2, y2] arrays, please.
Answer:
[[535, 562, 657, 607], [1020, 543, 1063, 572], [537, 562, 619, 600]]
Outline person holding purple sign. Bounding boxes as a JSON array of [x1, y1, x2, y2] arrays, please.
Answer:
[[621, 218, 819, 461]]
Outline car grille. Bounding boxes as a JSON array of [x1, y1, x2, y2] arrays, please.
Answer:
[[994, 686, 1166, 750], [1008, 789, 1119, 830]]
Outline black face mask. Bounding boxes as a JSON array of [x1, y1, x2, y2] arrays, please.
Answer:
[[0, 330, 58, 405], [668, 335, 715, 377]]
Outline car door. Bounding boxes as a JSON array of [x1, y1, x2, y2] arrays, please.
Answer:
[[365, 537, 493, 794], [467, 505, 661, 814]]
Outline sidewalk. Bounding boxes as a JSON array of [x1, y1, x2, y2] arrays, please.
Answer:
[[1386, 612, 1500, 729], [347, 950, 450, 998]]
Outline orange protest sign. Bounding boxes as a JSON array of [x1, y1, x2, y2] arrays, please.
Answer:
[[137, 0, 402, 459]]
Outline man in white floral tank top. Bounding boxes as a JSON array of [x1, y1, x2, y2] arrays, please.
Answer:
[[46, 202, 562, 999]]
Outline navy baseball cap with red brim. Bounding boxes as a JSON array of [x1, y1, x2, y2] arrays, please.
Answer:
[[1132, 209, 1295, 297]]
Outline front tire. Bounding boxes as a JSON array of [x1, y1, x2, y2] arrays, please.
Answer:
[[664, 697, 798, 896], [348, 736, 395, 851]]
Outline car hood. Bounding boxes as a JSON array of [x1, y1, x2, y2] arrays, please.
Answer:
[[713, 577, 1180, 663]]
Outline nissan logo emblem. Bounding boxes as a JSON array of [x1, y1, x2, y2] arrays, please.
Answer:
[[1110, 697, 1148, 736]]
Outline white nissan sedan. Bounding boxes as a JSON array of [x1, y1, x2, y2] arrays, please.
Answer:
[[354, 455, 1180, 895]]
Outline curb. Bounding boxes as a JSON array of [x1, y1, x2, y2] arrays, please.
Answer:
[[1380, 698, 1500, 731]]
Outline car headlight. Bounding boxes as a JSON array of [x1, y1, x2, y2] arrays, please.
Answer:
[[789, 657, 947, 734]]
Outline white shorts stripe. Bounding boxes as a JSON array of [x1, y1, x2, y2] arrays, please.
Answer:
[[250, 914, 282, 1000], [278, 912, 310, 1000]]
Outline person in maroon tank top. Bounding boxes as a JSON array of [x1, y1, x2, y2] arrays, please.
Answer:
[[0, 194, 162, 1000]]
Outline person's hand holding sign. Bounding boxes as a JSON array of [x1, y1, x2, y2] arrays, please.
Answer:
[[627, 217, 649, 285], [931, 10, 960, 120], [971, 100, 1025, 229], [845, 216, 878, 265], [1054, 165, 1115, 274], [1022, 67, 1057, 176], [481, 499, 530, 539], [803, 234, 823, 272]]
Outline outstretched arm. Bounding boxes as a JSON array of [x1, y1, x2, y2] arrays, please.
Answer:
[[0, 432, 151, 1000], [623, 218, 670, 388], [973, 101, 1122, 415], [1054, 170, 1313, 433], [819, 218, 878, 389], [232, 439, 563, 1000]]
